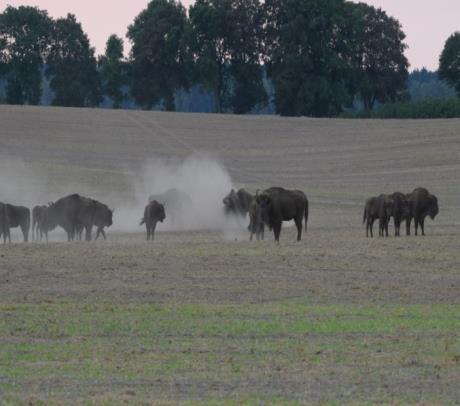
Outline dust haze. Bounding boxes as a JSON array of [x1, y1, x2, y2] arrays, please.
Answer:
[[114, 155, 249, 237]]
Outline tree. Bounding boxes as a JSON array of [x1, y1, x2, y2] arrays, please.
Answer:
[[189, 0, 266, 113], [46, 14, 101, 107], [127, 0, 190, 111], [0, 6, 52, 105], [439, 32, 460, 96], [98, 34, 127, 108], [350, 3, 409, 110], [264, 0, 354, 117]]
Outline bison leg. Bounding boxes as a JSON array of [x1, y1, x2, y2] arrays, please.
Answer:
[[394, 218, 400, 237], [20, 224, 28, 243], [420, 218, 425, 236], [273, 222, 282, 242], [406, 218, 412, 236], [294, 217, 302, 241], [151, 222, 157, 240]]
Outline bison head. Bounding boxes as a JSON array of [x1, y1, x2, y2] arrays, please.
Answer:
[[223, 189, 239, 214], [157, 203, 166, 223], [256, 192, 272, 209], [429, 195, 439, 219]]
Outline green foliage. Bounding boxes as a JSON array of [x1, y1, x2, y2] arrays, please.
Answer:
[[189, 0, 267, 113], [0, 6, 52, 105], [439, 32, 460, 96], [98, 34, 127, 109], [46, 14, 101, 107], [264, 0, 355, 117], [350, 2, 409, 110], [342, 98, 460, 119], [127, 0, 190, 111]]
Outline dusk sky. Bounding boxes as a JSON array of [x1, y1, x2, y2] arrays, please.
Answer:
[[3, 0, 459, 71]]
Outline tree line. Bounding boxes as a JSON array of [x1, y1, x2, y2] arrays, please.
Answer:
[[0, 1, 459, 117]]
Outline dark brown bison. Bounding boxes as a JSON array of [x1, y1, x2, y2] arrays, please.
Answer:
[[76, 200, 113, 240], [48, 194, 98, 241], [0, 202, 9, 244], [248, 197, 264, 241], [223, 188, 253, 216], [140, 200, 166, 240], [406, 187, 439, 236], [32, 205, 53, 242], [363, 194, 394, 238], [256, 187, 308, 242], [4, 204, 31, 242], [390, 192, 410, 236]]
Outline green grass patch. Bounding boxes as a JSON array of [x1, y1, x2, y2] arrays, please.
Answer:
[[1, 301, 460, 403]]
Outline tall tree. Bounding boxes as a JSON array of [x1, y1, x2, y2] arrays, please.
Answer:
[[98, 34, 127, 108], [439, 32, 460, 96], [264, 0, 354, 117], [350, 3, 409, 110], [46, 14, 101, 107], [0, 6, 52, 105], [189, 0, 266, 113], [127, 0, 190, 111]]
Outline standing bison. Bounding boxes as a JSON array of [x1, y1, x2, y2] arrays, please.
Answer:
[[141, 200, 166, 240], [223, 188, 253, 216], [248, 197, 264, 241], [390, 192, 410, 236], [47, 194, 99, 241], [3, 204, 31, 242], [76, 200, 113, 240], [0, 202, 9, 244], [256, 187, 309, 242], [406, 187, 439, 236], [363, 194, 394, 238], [32, 205, 53, 242]]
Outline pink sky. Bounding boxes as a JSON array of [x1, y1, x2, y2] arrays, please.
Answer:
[[2, 0, 459, 70]]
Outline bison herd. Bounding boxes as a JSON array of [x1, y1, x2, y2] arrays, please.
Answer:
[[363, 187, 438, 238], [0, 186, 439, 244], [1, 194, 113, 243]]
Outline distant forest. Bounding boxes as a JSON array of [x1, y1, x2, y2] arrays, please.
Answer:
[[1, 1, 459, 117]]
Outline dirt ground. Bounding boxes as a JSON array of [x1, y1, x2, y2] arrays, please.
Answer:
[[0, 106, 459, 403]]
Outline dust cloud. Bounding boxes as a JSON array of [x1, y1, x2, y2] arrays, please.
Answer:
[[0, 156, 251, 240], [114, 155, 250, 237]]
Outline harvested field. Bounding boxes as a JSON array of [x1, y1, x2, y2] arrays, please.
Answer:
[[0, 105, 459, 404]]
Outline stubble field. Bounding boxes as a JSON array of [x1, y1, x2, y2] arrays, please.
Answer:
[[0, 105, 459, 404]]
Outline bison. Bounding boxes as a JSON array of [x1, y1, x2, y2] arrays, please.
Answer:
[[363, 194, 394, 238], [141, 200, 166, 240], [32, 205, 53, 242], [256, 187, 309, 242], [223, 188, 253, 216], [0, 202, 9, 244], [47, 194, 98, 241], [4, 204, 31, 242], [390, 192, 410, 237], [76, 200, 113, 240], [248, 197, 264, 241], [406, 187, 438, 236]]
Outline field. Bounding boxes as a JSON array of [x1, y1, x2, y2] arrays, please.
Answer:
[[0, 105, 460, 404]]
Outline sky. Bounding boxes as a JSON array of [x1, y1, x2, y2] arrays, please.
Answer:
[[2, 0, 459, 71]]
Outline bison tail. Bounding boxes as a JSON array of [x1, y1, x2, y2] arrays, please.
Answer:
[[139, 218, 145, 226], [363, 207, 366, 224], [304, 199, 309, 232]]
